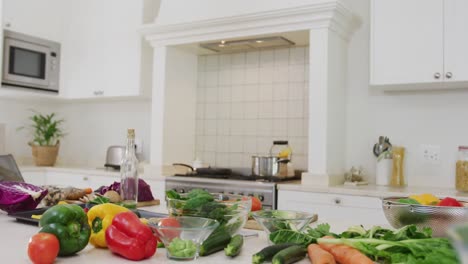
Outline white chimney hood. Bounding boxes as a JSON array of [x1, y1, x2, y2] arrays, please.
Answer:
[[142, 0, 359, 186]]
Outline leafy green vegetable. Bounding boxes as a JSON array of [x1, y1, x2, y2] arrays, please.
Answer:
[[269, 230, 316, 246], [167, 238, 197, 258], [398, 198, 420, 205], [187, 189, 211, 199], [182, 195, 214, 211], [166, 190, 181, 199]]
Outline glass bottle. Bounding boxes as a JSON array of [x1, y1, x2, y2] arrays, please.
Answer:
[[120, 129, 138, 208], [456, 146, 468, 191]]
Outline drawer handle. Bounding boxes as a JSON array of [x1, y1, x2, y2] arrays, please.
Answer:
[[446, 72, 453, 79], [334, 198, 341, 205]]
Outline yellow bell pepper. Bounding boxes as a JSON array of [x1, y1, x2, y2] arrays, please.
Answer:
[[87, 203, 129, 248], [409, 193, 440, 205]]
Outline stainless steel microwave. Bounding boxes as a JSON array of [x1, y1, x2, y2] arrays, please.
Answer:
[[2, 30, 60, 93]]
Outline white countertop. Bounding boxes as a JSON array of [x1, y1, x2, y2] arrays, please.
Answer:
[[0, 204, 384, 263]]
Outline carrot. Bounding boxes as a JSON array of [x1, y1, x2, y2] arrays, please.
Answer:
[[318, 236, 373, 264], [307, 244, 336, 264]]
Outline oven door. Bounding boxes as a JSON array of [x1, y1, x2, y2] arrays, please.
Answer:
[[2, 38, 52, 90]]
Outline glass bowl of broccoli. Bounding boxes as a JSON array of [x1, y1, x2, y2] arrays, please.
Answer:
[[148, 216, 219, 260], [166, 189, 252, 235]]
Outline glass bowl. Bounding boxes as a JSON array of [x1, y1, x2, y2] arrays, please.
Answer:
[[166, 193, 251, 235], [252, 210, 317, 236], [148, 216, 219, 261]]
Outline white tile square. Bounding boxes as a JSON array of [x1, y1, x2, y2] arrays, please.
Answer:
[[288, 82, 303, 100], [229, 153, 244, 167], [245, 68, 259, 84], [288, 100, 303, 118], [195, 135, 204, 151], [196, 87, 205, 103], [304, 64, 309, 82], [243, 84, 259, 102], [258, 84, 273, 101], [274, 48, 289, 66], [273, 66, 289, 83], [293, 155, 307, 170], [204, 136, 217, 151], [218, 103, 231, 119], [197, 56, 206, 72], [289, 65, 305, 82], [203, 152, 216, 166], [197, 72, 206, 87], [230, 119, 244, 136], [242, 154, 254, 167], [231, 85, 244, 102], [244, 102, 258, 119], [303, 119, 309, 137], [206, 55, 219, 69], [243, 137, 257, 153], [218, 86, 231, 103], [259, 67, 273, 84], [256, 136, 273, 155], [216, 153, 230, 167], [232, 53, 246, 68], [205, 87, 218, 103], [289, 47, 306, 65], [273, 101, 288, 118], [260, 50, 274, 67], [217, 119, 231, 136], [205, 103, 218, 119], [288, 137, 306, 155], [272, 119, 288, 137], [243, 119, 258, 136], [196, 103, 205, 119], [219, 54, 231, 69], [303, 98, 309, 118], [205, 70, 219, 87], [258, 101, 273, 118], [229, 137, 244, 153], [231, 68, 245, 85], [195, 120, 204, 135], [216, 136, 230, 152], [219, 69, 232, 86], [273, 83, 288, 101], [257, 119, 273, 136], [246, 51, 259, 68], [230, 102, 244, 119], [205, 120, 217, 135], [287, 119, 304, 137]]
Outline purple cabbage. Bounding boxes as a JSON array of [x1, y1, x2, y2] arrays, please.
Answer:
[[99, 179, 154, 202], [0, 181, 48, 213]]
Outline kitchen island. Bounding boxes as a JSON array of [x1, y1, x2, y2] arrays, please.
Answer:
[[0, 205, 368, 263]]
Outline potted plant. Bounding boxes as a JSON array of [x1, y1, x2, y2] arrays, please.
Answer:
[[19, 111, 65, 166]]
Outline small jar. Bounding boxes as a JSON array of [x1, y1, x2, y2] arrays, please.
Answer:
[[456, 146, 468, 191], [270, 140, 292, 160]]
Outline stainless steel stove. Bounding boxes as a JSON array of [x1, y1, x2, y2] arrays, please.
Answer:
[[165, 173, 301, 209]]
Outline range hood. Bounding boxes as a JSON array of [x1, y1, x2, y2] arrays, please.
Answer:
[[200, 36, 295, 53]]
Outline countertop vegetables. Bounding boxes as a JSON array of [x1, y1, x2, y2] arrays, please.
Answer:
[[0, 181, 48, 213], [318, 236, 373, 264], [224, 234, 244, 257], [271, 245, 307, 264], [105, 211, 157, 261], [28, 233, 60, 264], [409, 193, 440, 205], [38, 204, 91, 256], [251, 196, 262, 211], [167, 238, 197, 258], [307, 244, 336, 264], [252, 243, 298, 264], [199, 226, 232, 256], [438, 197, 464, 207], [99, 179, 154, 202], [397, 198, 420, 205], [87, 203, 129, 248]]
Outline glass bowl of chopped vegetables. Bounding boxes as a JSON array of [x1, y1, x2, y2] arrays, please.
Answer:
[[166, 189, 251, 235], [252, 210, 317, 238], [148, 216, 219, 261]]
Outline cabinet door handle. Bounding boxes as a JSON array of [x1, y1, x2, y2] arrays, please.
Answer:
[[434, 72, 441, 79], [446, 72, 453, 79], [334, 198, 341, 205]]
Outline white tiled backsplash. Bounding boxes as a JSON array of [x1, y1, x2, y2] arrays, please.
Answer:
[[196, 46, 309, 170]]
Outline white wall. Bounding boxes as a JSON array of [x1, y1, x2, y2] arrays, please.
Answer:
[[345, 0, 468, 189]]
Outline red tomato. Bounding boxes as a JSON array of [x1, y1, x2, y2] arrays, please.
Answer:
[[158, 218, 181, 240], [251, 196, 262, 211], [28, 233, 60, 264]]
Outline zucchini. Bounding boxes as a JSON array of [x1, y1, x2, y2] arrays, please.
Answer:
[[199, 229, 231, 256], [252, 243, 297, 264], [272, 245, 306, 264], [224, 234, 243, 257]]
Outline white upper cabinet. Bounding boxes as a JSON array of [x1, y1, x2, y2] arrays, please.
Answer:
[[371, 0, 468, 90]]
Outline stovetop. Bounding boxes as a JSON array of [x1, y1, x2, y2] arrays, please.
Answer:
[[173, 173, 301, 182]]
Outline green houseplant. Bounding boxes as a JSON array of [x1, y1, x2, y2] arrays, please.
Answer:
[[19, 111, 65, 166]]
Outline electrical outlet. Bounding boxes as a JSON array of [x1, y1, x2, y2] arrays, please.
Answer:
[[420, 144, 440, 164]]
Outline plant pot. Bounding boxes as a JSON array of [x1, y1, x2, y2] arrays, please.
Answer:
[[30, 142, 59, 166]]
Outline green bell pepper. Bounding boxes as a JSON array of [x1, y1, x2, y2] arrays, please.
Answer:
[[39, 204, 91, 256]]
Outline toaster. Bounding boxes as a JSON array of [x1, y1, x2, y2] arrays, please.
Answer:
[[104, 146, 125, 170]]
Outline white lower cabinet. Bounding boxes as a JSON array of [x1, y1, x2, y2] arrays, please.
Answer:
[[278, 190, 387, 225]]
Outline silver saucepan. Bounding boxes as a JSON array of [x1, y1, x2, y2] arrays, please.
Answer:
[[251, 156, 293, 178]]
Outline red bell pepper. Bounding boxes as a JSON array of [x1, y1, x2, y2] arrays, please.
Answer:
[[105, 211, 157, 261], [438, 197, 463, 207]]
